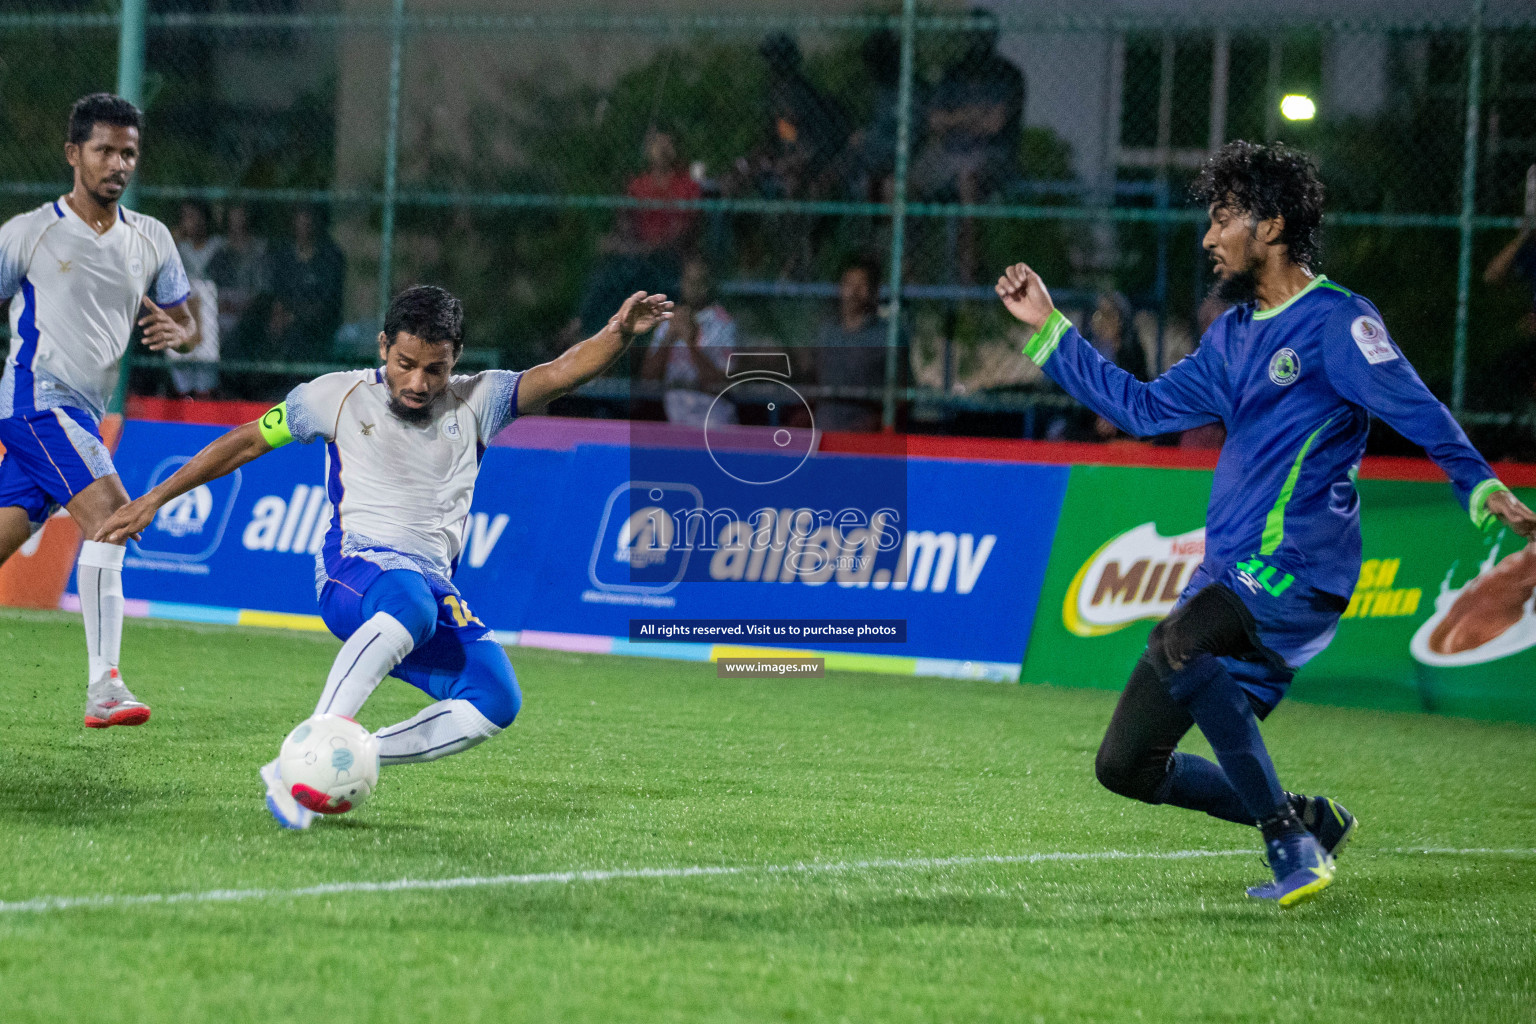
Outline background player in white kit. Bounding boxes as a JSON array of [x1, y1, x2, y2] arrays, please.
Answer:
[[100, 284, 671, 827], [0, 94, 197, 727]]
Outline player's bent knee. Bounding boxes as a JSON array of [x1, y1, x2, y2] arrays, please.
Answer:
[[1094, 741, 1164, 804], [458, 641, 521, 729], [363, 570, 438, 647]]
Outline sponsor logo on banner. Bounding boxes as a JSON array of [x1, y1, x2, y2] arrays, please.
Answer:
[[130, 457, 241, 565], [1411, 541, 1536, 667], [1342, 558, 1421, 620], [243, 484, 331, 554], [155, 486, 214, 537], [588, 481, 704, 595], [1062, 522, 1205, 636]]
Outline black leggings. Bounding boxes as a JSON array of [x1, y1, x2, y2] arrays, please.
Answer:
[[1094, 584, 1279, 804]]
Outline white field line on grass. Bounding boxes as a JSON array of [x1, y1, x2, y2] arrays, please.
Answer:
[[1, 846, 1532, 916]]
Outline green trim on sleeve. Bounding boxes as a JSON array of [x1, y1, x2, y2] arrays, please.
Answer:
[[1259, 414, 1337, 556], [1470, 478, 1511, 532], [257, 402, 295, 449], [1023, 309, 1071, 366]]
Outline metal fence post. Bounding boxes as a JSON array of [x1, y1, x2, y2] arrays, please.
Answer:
[[376, 0, 406, 326], [116, 0, 146, 211], [1452, 0, 1485, 415], [111, 0, 148, 415], [882, 0, 917, 431]]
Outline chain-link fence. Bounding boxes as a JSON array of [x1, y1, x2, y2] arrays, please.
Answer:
[[2, 2, 1534, 452]]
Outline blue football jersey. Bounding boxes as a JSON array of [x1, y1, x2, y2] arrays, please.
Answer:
[[1023, 275, 1505, 599]]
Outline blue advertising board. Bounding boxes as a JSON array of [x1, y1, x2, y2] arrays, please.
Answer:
[[98, 422, 1067, 669], [508, 444, 1068, 665]]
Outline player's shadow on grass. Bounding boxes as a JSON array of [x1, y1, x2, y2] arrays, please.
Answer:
[[0, 746, 160, 826]]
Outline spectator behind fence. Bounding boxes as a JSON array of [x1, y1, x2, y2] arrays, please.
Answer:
[[574, 129, 699, 335], [1484, 197, 1536, 405], [207, 203, 269, 345], [914, 9, 1023, 201], [266, 205, 345, 359], [813, 255, 907, 432], [641, 257, 737, 426], [169, 200, 223, 397], [846, 29, 915, 203], [913, 8, 1025, 281], [758, 33, 851, 200]]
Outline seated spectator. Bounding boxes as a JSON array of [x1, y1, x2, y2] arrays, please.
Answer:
[[912, 8, 1024, 281], [914, 9, 1024, 202], [758, 33, 851, 201], [267, 205, 345, 359], [575, 129, 700, 335], [169, 200, 223, 397], [845, 29, 918, 203], [812, 255, 907, 432], [640, 257, 737, 426], [207, 203, 269, 345]]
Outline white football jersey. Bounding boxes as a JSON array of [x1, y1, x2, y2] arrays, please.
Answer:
[[0, 199, 190, 421], [281, 368, 522, 585]]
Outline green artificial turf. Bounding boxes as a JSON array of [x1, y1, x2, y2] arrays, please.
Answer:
[[0, 608, 1532, 1023]]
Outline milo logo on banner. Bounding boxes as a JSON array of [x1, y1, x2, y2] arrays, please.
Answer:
[[1062, 523, 1205, 636]]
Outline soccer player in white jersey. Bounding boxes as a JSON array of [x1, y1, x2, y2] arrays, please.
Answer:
[[100, 284, 671, 827], [0, 94, 197, 728]]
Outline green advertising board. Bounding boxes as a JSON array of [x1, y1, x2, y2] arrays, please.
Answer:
[[1021, 465, 1536, 723]]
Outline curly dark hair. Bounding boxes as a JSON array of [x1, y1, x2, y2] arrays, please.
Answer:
[[383, 285, 464, 354], [67, 93, 143, 146], [1191, 141, 1325, 269]]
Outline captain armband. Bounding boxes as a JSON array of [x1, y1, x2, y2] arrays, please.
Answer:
[[258, 402, 295, 448]]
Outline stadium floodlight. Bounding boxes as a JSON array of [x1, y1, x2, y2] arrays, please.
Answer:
[[1280, 94, 1317, 121]]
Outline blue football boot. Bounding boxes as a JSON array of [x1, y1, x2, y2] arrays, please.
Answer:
[[1292, 794, 1358, 860], [1246, 830, 1335, 908]]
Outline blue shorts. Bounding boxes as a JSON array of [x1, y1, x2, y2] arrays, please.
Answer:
[[1179, 557, 1349, 710], [318, 548, 517, 720], [0, 407, 115, 527]]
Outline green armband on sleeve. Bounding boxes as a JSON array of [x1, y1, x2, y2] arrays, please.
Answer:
[[1023, 309, 1071, 366], [1469, 478, 1511, 532], [258, 402, 295, 448]]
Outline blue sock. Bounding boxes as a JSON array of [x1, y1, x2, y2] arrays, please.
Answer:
[[1166, 654, 1287, 822], [1155, 752, 1253, 825]]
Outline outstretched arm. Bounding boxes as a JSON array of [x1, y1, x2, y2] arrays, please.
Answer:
[[1321, 303, 1536, 539], [517, 291, 673, 413], [995, 263, 1223, 437], [96, 421, 272, 543]]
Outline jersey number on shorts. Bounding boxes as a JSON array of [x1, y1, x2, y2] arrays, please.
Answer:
[[441, 595, 484, 628]]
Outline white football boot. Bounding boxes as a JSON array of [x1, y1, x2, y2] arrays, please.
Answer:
[[261, 759, 315, 830], [83, 668, 151, 728]]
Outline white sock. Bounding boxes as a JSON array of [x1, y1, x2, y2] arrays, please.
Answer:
[[377, 699, 501, 765], [313, 612, 416, 719], [77, 540, 125, 683]]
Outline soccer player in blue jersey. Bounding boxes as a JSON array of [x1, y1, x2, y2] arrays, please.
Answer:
[[997, 141, 1536, 907]]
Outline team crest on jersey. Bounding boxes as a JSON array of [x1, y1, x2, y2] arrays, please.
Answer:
[[1351, 315, 1397, 364], [128, 256, 144, 277], [1268, 347, 1300, 386], [443, 419, 461, 439]]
